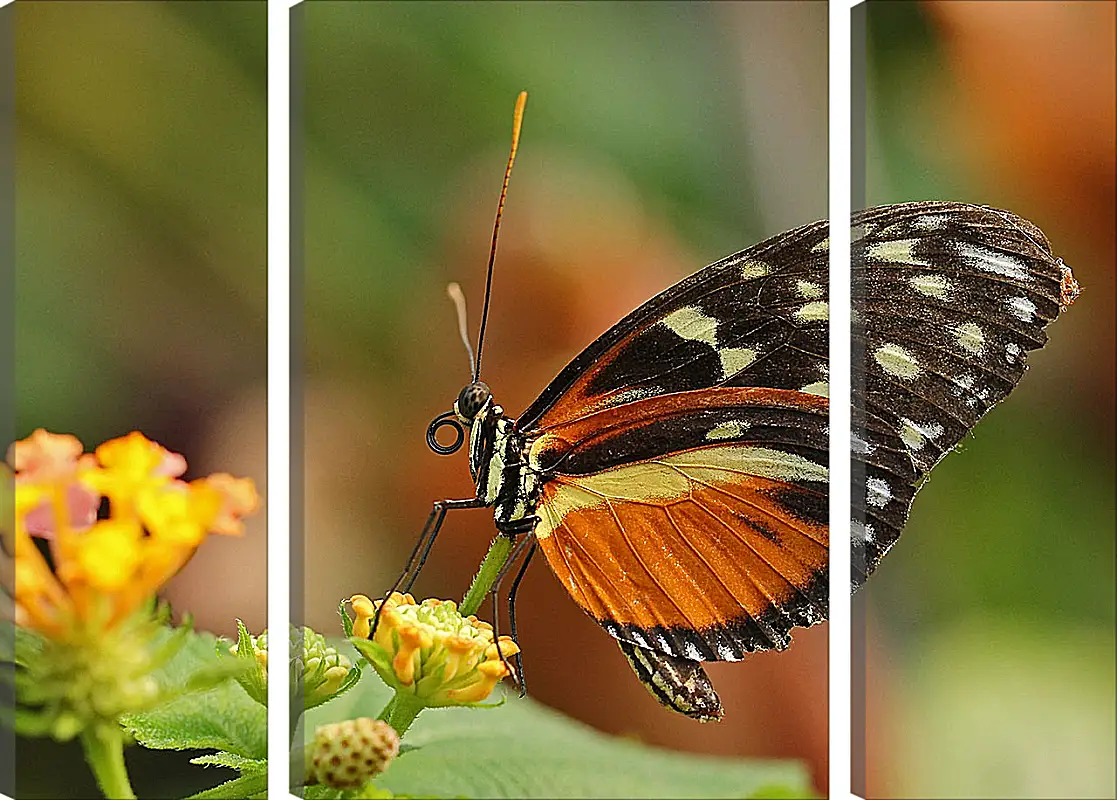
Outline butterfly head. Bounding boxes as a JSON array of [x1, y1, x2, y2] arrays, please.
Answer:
[[454, 381, 492, 425], [425, 381, 496, 458]]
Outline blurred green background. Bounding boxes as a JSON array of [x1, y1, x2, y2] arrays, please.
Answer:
[[300, 0, 831, 793], [13, 2, 266, 797], [862, 2, 1115, 798]]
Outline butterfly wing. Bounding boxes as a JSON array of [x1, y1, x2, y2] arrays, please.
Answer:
[[513, 217, 830, 715], [529, 386, 828, 663], [851, 202, 1079, 583], [516, 219, 830, 434], [512, 201, 1075, 718]]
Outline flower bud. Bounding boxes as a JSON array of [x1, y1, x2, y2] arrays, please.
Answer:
[[311, 717, 399, 789]]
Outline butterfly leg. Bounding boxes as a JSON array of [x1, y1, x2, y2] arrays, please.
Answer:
[[370, 497, 486, 638], [505, 538, 538, 697], [486, 516, 539, 693]]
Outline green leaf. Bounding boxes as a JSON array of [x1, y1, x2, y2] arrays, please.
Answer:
[[7, 623, 45, 666], [122, 627, 267, 760], [307, 643, 813, 799], [339, 599, 356, 638], [186, 770, 268, 800], [229, 618, 267, 706], [191, 751, 267, 775]]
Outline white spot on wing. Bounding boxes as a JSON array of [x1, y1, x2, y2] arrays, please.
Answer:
[[955, 321, 986, 355], [912, 214, 947, 230], [797, 280, 825, 299], [800, 381, 828, 398], [706, 420, 747, 441], [851, 432, 875, 455], [1007, 296, 1037, 322], [682, 640, 702, 660], [810, 238, 828, 254], [1006, 342, 1022, 363], [740, 261, 769, 280], [874, 343, 922, 379], [719, 347, 759, 377], [951, 370, 978, 406], [866, 477, 892, 508], [662, 306, 718, 347], [954, 373, 976, 391], [867, 238, 929, 266], [899, 417, 944, 452], [958, 243, 1033, 282], [793, 301, 829, 322], [909, 273, 951, 299]]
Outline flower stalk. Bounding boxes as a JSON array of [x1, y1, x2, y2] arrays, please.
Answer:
[[459, 533, 515, 617], [81, 723, 135, 800]]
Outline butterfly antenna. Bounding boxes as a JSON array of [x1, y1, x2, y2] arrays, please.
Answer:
[[474, 90, 528, 380], [446, 282, 477, 381]]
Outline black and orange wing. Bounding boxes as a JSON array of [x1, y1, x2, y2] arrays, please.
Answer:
[[511, 219, 830, 717], [509, 202, 1077, 720], [528, 387, 828, 662], [516, 220, 829, 434]]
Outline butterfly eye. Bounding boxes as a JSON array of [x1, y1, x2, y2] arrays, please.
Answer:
[[455, 381, 492, 422]]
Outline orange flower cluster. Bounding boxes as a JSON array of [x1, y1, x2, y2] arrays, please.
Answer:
[[5, 429, 258, 640], [350, 592, 519, 707]]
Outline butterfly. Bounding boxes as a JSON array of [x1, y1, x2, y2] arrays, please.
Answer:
[[380, 92, 1080, 722]]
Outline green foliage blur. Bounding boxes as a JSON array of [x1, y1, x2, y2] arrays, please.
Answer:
[[15, 2, 266, 451]]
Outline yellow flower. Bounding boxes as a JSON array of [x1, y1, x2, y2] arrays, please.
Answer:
[[7, 428, 84, 482], [201, 473, 259, 536], [7, 429, 259, 641], [348, 592, 519, 708], [136, 480, 223, 547], [79, 431, 181, 517], [61, 518, 144, 592], [4, 428, 261, 776]]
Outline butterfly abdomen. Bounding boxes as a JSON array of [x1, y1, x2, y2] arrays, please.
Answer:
[[617, 638, 724, 723]]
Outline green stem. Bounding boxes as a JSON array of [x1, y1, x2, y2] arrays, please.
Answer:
[[81, 724, 136, 800], [380, 691, 426, 737], [460, 534, 514, 617], [375, 694, 397, 723], [291, 701, 302, 745]]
